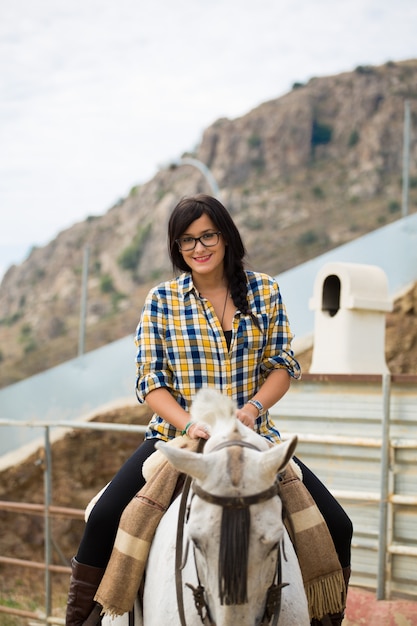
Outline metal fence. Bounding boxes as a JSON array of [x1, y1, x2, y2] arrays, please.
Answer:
[[1, 373, 417, 623], [274, 373, 417, 600], [0, 421, 147, 625]]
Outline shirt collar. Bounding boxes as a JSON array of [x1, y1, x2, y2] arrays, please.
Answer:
[[177, 272, 198, 299]]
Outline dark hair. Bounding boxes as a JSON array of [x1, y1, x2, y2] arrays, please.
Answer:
[[168, 194, 256, 321]]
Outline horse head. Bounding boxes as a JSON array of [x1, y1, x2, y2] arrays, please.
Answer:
[[156, 388, 298, 626]]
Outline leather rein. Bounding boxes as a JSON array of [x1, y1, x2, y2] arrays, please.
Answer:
[[175, 439, 288, 626]]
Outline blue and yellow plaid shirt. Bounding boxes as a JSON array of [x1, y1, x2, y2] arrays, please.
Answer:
[[135, 270, 301, 443]]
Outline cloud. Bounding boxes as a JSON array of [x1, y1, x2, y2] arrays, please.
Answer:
[[1, 0, 416, 272]]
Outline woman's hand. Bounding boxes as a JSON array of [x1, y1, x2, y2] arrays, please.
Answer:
[[187, 422, 211, 440], [236, 405, 258, 429]]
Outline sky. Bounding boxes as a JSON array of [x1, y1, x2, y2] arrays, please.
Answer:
[[1, 0, 416, 280]]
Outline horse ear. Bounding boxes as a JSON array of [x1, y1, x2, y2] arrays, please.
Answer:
[[260, 436, 298, 480], [155, 441, 210, 481]]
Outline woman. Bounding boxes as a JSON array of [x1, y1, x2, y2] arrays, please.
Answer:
[[66, 194, 352, 626]]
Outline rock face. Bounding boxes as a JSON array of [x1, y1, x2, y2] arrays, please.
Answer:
[[1, 60, 417, 386], [202, 61, 415, 191], [385, 282, 417, 373]]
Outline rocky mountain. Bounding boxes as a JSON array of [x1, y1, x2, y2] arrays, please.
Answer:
[[1, 59, 417, 387]]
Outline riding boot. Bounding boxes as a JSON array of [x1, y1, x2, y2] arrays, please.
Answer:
[[66, 557, 105, 626], [310, 566, 351, 626], [311, 615, 344, 626]]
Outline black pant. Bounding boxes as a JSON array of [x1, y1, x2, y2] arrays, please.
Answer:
[[77, 441, 352, 570], [76, 439, 157, 568]]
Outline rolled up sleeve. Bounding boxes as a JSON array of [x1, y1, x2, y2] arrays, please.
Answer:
[[135, 289, 174, 403], [260, 279, 301, 380]]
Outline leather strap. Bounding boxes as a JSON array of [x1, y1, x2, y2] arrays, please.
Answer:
[[175, 438, 206, 626]]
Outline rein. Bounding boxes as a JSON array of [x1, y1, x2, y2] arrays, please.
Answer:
[[175, 438, 288, 626]]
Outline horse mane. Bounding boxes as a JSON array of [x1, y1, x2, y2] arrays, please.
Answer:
[[190, 387, 237, 433]]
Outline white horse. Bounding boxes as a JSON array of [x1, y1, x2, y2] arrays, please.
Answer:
[[103, 388, 310, 626]]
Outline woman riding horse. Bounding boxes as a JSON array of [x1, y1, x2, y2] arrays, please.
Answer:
[[66, 194, 353, 626]]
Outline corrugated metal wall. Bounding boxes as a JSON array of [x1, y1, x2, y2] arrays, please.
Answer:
[[271, 374, 417, 599]]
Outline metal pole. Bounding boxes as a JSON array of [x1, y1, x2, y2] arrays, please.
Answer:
[[401, 100, 411, 219], [377, 373, 391, 600], [78, 245, 89, 356], [172, 157, 220, 199], [44, 425, 53, 622]]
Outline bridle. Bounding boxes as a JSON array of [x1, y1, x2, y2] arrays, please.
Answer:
[[175, 439, 288, 626]]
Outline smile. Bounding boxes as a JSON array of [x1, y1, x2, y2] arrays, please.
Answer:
[[193, 254, 212, 262]]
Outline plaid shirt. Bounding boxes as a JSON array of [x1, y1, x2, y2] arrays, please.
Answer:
[[135, 270, 301, 443]]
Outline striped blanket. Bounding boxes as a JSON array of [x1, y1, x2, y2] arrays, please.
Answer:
[[279, 462, 346, 620], [94, 438, 198, 617]]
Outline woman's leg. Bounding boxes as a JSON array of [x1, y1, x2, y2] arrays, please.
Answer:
[[76, 438, 157, 567], [66, 438, 157, 625]]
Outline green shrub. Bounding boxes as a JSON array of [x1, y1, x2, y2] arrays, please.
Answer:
[[348, 130, 360, 147], [0, 311, 23, 326], [23, 340, 37, 354], [100, 274, 115, 294], [49, 317, 67, 339], [118, 224, 151, 271], [19, 323, 32, 339], [118, 246, 139, 271], [312, 186, 325, 199], [150, 269, 163, 281], [129, 185, 140, 197], [248, 135, 262, 149], [297, 230, 319, 246], [31, 268, 45, 284], [311, 121, 333, 147], [243, 216, 263, 230], [111, 291, 126, 311], [388, 200, 400, 214], [250, 157, 265, 172], [18, 323, 37, 354], [355, 65, 374, 75]]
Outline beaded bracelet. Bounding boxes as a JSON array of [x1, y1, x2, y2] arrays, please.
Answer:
[[181, 421, 194, 436], [247, 399, 264, 416]]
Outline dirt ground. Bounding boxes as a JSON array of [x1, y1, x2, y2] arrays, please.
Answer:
[[0, 283, 416, 624]]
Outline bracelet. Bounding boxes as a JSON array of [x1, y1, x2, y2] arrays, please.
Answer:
[[181, 421, 194, 436], [247, 399, 264, 417]]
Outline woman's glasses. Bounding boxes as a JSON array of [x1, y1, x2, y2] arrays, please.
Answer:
[[176, 231, 221, 251]]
